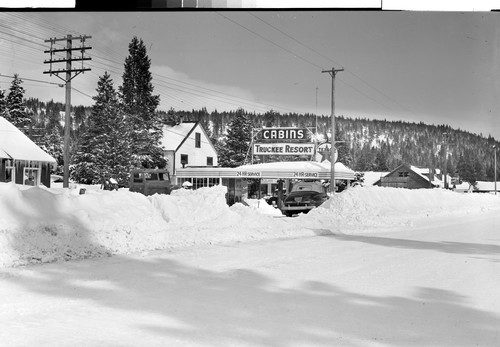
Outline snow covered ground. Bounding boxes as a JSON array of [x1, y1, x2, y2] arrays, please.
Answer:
[[0, 182, 499, 345], [1, 181, 498, 268]]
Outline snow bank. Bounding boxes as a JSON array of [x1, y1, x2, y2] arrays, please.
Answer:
[[1, 182, 499, 268], [304, 186, 500, 230], [0, 183, 170, 267]]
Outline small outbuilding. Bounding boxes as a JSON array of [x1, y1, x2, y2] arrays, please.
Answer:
[[373, 163, 435, 189], [0, 116, 56, 187]]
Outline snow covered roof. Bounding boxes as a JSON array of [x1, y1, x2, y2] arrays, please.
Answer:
[[0, 117, 56, 163], [410, 165, 432, 182], [176, 161, 355, 180], [236, 160, 355, 180], [363, 171, 389, 186], [161, 122, 198, 151], [475, 181, 498, 192]]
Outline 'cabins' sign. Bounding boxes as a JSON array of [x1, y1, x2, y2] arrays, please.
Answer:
[[258, 128, 310, 142]]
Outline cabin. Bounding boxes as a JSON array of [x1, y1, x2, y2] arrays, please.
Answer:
[[373, 163, 436, 189], [0, 117, 56, 187], [160, 121, 218, 182]]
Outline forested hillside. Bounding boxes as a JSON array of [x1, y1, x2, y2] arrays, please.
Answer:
[[163, 108, 499, 181], [21, 99, 499, 181]]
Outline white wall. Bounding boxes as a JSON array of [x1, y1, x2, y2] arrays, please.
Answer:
[[175, 124, 218, 168]]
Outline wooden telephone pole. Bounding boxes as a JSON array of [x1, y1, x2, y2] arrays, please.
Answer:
[[44, 35, 92, 188], [322, 67, 343, 194]]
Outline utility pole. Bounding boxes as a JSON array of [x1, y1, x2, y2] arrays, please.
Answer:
[[494, 144, 497, 195], [315, 87, 318, 134], [322, 67, 343, 194], [442, 132, 448, 189], [44, 35, 92, 188]]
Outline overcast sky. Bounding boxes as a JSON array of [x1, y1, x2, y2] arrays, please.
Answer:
[[0, 11, 499, 140]]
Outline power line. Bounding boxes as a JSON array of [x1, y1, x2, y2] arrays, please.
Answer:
[[216, 12, 325, 70], [246, 12, 420, 117], [0, 73, 64, 87]]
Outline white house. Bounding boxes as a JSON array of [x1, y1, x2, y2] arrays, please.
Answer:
[[160, 121, 218, 181], [0, 116, 56, 187]]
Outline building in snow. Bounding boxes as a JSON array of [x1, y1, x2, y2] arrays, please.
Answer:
[[176, 160, 356, 204], [473, 181, 498, 194], [0, 117, 56, 187], [160, 121, 218, 181], [373, 163, 437, 189]]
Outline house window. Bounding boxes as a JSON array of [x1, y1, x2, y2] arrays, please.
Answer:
[[207, 156, 213, 166], [24, 168, 39, 186], [4, 159, 14, 183], [195, 132, 201, 148], [181, 154, 189, 167], [398, 171, 409, 177]]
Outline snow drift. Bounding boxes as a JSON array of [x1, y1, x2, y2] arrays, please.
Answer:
[[0, 182, 499, 268]]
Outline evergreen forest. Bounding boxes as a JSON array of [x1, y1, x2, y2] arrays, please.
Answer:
[[16, 99, 500, 182]]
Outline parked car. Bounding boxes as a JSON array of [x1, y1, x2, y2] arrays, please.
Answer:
[[280, 181, 329, 217], [129, 169, 175, 196]]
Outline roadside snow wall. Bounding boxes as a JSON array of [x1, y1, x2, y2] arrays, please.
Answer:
[[1, 182, 499, 268]]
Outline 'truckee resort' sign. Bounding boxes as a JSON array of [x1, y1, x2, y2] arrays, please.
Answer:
[[253, 143, 315, 155]]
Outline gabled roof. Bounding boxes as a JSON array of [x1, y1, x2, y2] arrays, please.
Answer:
[[409, 165, 432, 182], [161, 121, 197, 151], [161, 121, 216, 153], [0, 117, 56, 163], [373, 163, 434, 186]]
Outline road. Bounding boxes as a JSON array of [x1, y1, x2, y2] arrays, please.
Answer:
[[1, 211, 499, 346]]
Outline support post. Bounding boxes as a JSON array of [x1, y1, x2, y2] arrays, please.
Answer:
[[63, 35, 72, 188], [322, 67, 343, 194], [494, 145, 497, 195], [44, 34, 92, 188]]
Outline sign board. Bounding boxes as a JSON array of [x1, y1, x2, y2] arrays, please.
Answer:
[[257, 128, 310, 143], [254, 143, 315, 156], [292, 171, 319, 179], [315, 142, 337, 162], [236, 171, 261, 177]]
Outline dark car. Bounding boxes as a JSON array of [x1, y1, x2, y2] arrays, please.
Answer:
[[280, 182, 329, 217]]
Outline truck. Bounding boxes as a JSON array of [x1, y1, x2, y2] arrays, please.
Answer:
[[129, 169, 176, 196]]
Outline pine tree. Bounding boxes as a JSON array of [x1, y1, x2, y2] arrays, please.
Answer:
[[335, 122, 352, 166], [71, 72, 132, 185], [40, 128, 64, 175], [119, 36, 165, 169], [218, 108, 253, 167], [5, 74, 31, 128], [457, 151, 477, 188], [0, 89, 6, 117], [373, 150, 389, 171]]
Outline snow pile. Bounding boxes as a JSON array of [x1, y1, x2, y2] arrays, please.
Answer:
[[148, 185, 233, 225], [305, 186, 500, 230], [1, 182, 499, 268], [243, 198, 283, 216], [0, 183, 170, 266]]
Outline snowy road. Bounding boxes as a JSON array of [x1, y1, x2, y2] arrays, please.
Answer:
[[1, 211, 499, 346]]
